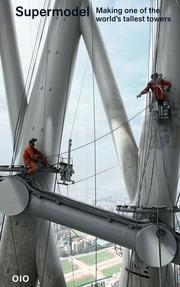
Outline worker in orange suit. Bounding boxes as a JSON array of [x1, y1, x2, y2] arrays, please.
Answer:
[[137, 72, 172, 103], [23, 138, 48, 175]]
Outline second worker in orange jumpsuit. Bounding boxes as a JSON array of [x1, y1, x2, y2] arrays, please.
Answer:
[[23, 138, 48, 175], [137, 72, 172, 103]]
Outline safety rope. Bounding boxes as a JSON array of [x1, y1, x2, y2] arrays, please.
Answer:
[[72, 230, 96, 248], [70, 63, 88, 139], [28, 0, 33, 51], [40, 221, 51, 287], [137, 0, 157, 208], [172, 212, 178, 287], [9, 218, 21, 287], [41, 166, 58, 286], [41, 165, 59, 286], [144, 130, 157, 207], [90, 0, 98, 282], [42, 11, 50, 147], [156, 207, 162, 287], [47, 105, 149, 160], [138, 4, 153, 200], [158, 128, 175, 205], [137, 104, 154, 205], [137, 122, 159, 207], [69, 230, 75, 287], [154, 0, 162, 73], [71, 163, 119, 185], [0, 214, 5, 242], [143, 115, 159, 207], [65, 185, 75, 287]]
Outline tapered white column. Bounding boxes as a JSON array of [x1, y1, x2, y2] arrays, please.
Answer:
[[0, 0, 27, 136]]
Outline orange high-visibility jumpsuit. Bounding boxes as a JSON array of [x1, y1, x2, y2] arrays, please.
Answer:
[[141, 79, 172, 102], [23, 145, 48, 175]]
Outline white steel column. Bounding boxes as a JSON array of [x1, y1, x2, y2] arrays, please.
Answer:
[[0, 0, 81, 286], [0, 0, 27, 135]]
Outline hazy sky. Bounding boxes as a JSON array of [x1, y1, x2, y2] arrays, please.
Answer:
[[0, 0, 150, 204]]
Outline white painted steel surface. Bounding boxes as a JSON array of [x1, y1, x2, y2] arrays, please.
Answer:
[[136, 225, 177, 267], [26, 191, 138, 250], [0, 177, 29, 216], [0, 0, 27, 135]]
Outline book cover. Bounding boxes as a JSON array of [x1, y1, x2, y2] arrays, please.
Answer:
[[0, 0, 179, 286]]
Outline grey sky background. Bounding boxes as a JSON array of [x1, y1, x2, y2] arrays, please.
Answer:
[[0, 0, 151, 204]]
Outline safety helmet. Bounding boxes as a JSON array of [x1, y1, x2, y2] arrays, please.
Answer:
[[151, 72, 159, 79], [29, 138, 37, 144]]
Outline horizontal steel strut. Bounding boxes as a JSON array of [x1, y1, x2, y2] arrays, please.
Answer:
[[1, 176, 180, 266], [0, 165, 58, 173]]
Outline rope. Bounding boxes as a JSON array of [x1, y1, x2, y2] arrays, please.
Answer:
[[28, 0, 33, 51], [172, 213, 178, 287], [65, 106, 149, 154], [69, 231, 75, 287], [154, 0, 162, 73], [90, 0, 98, 281], [158, 128, 175, 205], [138, 0, 153, 193], [137, 0, 158, 207], [41, 165, 58, 286], [70, 64, 88, 139], [42, 11, 50, 147], [9, 218, 21, 287], [144, 131, 157, 206], [41, 167, 58, 286], [137, 123, 159, 207], [0, 214, 5, 242], [47, 105, 149, 159], [143, 115, 158, 207], [71, 230, 96, 248], [138, 103, 153, 202], [157, 208, 162, 287], [40, 221, 51, 287], [71, 163, 119, 185]]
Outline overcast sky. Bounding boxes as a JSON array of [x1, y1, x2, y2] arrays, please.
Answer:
[[0, 0, 150, 204]]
